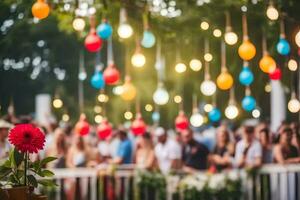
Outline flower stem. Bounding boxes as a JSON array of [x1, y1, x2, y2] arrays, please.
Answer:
[[24, 151, 28, 186]]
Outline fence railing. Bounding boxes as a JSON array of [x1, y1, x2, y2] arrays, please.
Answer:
[[43, 164, 300, 200]]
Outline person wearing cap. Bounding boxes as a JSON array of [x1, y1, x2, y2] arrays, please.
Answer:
[[235, 126, 262, 168], [154, 127, 181, 174], [0, 120, 13, 162], [273, 127, 300, 164]]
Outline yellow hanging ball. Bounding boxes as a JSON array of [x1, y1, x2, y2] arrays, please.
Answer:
[[238, 40, 256, 61], [216, 71, 234, 90], [120, 79, 137, 101], [259, 55, 276, 73], [32, 0, 50, 20]]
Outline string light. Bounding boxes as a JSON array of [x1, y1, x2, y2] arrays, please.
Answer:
[[213, 29, 222, 37], [53, 98, 63, 109], [98, 94, 108, 102], [112, 86, 124, 95], [288, 97, 300, 113], [204, 103, 213, 112], [62, 114, 70, 122], [94, 105, 102, 113], [124, 111, 133, 120], [204, 53, 213, 62], [73, 18, 85, 31], [190, 113, 204, 127], [225, 105, 239, 119], [118, 24, 133, 39], [94, 115, 103, 123], [200, 21, 209, 30], [175, 63, 187, 73], [200, 80, 216, 96], [189, 59, 202, 71], [252, 109, 261, 118], [174, 95, 182, 103], [224, 31, 238, 45], [145, 104, 153, 112], [266, 4, 279, 21], [288, 59, 298, 71], [265, 84, 272, 93], [131, 53, 146, 68]]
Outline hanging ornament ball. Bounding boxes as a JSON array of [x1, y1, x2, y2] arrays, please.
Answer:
[[259, 55, 276, 73], [103, 63, 120, 85], [269, 68, 282, 80], [238, 40, 256, 61], [216, 71, 234, 90], [96, 21, 113, 40], [153, 86, 169, 105], [85, 30, 102, 52], [152, 111, 160, 122], [175, 111, 189, 131], [32, 0, 50, 20], [90, 71, 105, 89], [242, 96, 256, 112], [141, 31, 156, 48], [208, 107, 221, 122], [75, 114, 90, 136], [97, 119, 112, 140], [239, 67, 254, 86], [276, 38, 290, 56], [131, 114, 146, 136], [120, 78, 137, 101], [200, 80, 216, 96]]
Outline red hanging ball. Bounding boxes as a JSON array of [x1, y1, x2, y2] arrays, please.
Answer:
[[131, 113, 146, 136], [269, 68, 282, 80], [75, 114, 90, 136], [97, 119, 112, 140], [175, 111, 189, 131], [85, 29, 102, 52], [103, 63, 120, 85]]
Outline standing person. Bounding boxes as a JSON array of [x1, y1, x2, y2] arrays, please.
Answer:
[[134, 132, 156, 170], [210, 126, 234, 171], [154, 127, 181, 174], [273, 127, 300, 164], [0, 120, 13, 162], [66, 134, 88, 167], [111, 129, 132, 164], [290, 122, 300, 154], [180, 129, 209, 172], [258, 128, 273, 164], [235, 126, 262, 168]]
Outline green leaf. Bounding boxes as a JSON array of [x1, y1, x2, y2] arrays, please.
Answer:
[[31, 160, 41, 172], [40, 170, 54, 177], [13, 149, 24, 167], [37, 179, 57, 187], [27, 175, 38, 188], [40, 157, 57, 166]]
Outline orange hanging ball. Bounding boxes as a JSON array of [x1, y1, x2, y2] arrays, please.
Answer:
[[216, 71, 234, 90], [238, 40, 256, 61], [32, 0, 50, 20], [259, 55, 276, 74], [120, 77, 136, 101]]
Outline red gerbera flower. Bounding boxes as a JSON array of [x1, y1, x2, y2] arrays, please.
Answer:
[[8, 124, 45, 153]]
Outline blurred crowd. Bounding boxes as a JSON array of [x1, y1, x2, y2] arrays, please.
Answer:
[[1, 115, 300, 174]]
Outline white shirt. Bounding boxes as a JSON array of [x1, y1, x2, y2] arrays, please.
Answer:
[[235, 139, 262, 166], [154, 139, 182, 174]]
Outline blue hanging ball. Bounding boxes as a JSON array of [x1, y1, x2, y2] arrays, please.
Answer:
[[276, 38, 290, 56], [96, 22, 113, 40], [242, 96, 256, 112], [152, 112, 160, 122], [90, 72, 105, 89], [239, 67, 254, 86], [141, 31, 156, 48], [208, 108, 221, 122]]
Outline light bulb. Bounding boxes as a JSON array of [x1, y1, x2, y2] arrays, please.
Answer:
[[62, 114, 70, 122], [131, 53, 146, 67], [213, 29, 222, 37], [265, 84, 272, 93], [73, 18, 85, 31], [153, 87, 169, 105], [95, 115, 103, 123], [200, 80, 216, 96], [266, 5, 279, 21], [145, 104, 153, 112], [124, 111, 133, 120], [78, 71, 87, 81], [296, 30, 300, 48], [94, 105, 102, 113], [224, 31, 238, 45], [174, 95, 182, 103], [225, 105, 239, 119], [252, 109, 261, 118], [190, 113, 204, 127], [200, 21, 209, 30], [53, 98, 63, 108], [204, 104, 213, 113], [98, 94, 107, 102], [112, 85, 124, 95], [288, 59, 298, 71], [189, 59, 202, 71], [204, 53, 213, 62], [175, 63, 187, 73], [118, 23, 133, 39], [288, 98, 300, 113]]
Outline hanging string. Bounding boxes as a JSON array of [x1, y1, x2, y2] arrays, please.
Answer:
[[204, 39, 210, 80], [279, 17, 285, 38], [192, 94, 197, 111], [119, 7, 127, 24], [142, 5, 149, 30], [262, 30, 268, 55], [89, 15, 96, 30], [221, 40, 227, 71], [78, 50, 84, 113], [245, 86, 251, 96], [212, 93, 217, 107], [107, 36, 114, 64], [225, 11, 231, 29], [242, 13, 249, 40], [95, 50, 103, 71], [135, 95, 140, 114], [229, 87, 236, 104]]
